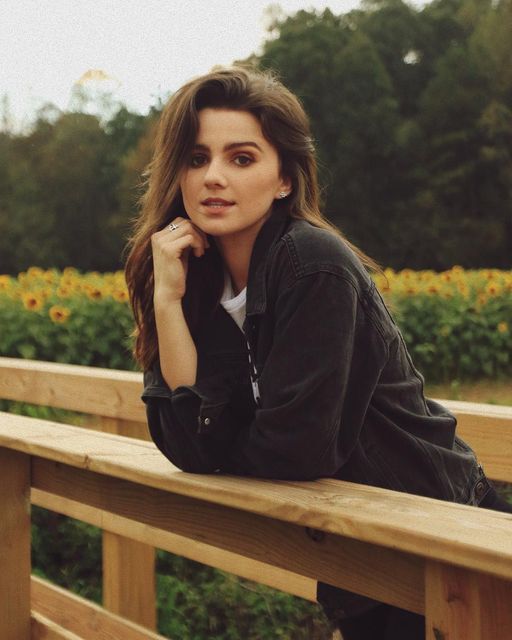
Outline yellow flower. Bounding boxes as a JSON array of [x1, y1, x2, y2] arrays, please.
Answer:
[[21, 292, 44, 311], [49, 305, 71, 323], [0, 275, 12, 290], [86, 286, 103, 300], [486, 282, 502, 296], [27, 266, 44, 278], [112, 289, 129, 303], [497, 322, 508, 334], [57, 285, 72, 298]]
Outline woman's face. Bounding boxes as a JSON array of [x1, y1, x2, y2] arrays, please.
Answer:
[[179, 108, 290, 245]]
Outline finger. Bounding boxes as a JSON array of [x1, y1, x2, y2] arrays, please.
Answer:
[[165, 221, 208, 256], [167, 217, 210, 250]]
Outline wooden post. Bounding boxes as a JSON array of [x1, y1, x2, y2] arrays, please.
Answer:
[[99, 417, 156, 630], [0, 448, 31, 640], [426, 560, 512, 639], [103, 532, 157, 630]]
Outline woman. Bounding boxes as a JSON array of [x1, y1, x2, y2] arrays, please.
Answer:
[[125, 66, 511, 640]]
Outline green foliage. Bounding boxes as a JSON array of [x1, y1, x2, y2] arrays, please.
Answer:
[[31, 507, 331, 639], [0, 269, 136, 369], [376, 267, 512, 382], [32, 507, 102, 604], [156, 553, 330, 640], [254, 0, 512, 269]]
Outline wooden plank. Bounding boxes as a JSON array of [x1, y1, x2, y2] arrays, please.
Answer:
[[0, 357, 145, 422], [33, 458, 425, 614], [102, 531, 157, 630], [31, 613, 82, 640], [425, 560, 512, 640], [31, 576, 168, 640], [450, 413, 512, 483], [96, 416, 150, 440], [2, 414, 512, 579], [1, 357, 511, 472], [32, 488, 317, 601], [97, 415, 157, 629], [0, 414, 510, 581], [0, 448, 31, 640]]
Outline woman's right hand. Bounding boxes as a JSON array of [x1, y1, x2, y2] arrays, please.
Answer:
[[151, 217, 210, 303]]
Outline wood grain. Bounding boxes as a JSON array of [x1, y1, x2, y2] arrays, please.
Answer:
[[0, 412, 510, 580], [31, 613, 82, 640], [102, 532, 156, 630], [1, 357, 511, 476], [426, 560, 512, 639], [0, 448, 31, 640], [0, 357, 145, 422], [32, 488, 317, 601], [31, 577, 167, 640], [2, 413, 508, 581], [33, 458, 425, 613]]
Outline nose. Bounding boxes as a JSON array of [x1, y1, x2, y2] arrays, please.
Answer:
[[203, 157, 227, 188]]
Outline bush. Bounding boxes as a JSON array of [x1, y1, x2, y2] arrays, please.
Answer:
[[374, 267, 512, 382]]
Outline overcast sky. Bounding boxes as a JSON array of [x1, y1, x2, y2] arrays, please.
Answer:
[[0, 0, 424, 131]]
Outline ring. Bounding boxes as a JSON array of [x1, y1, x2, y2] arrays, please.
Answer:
[[167, 222, 180, 232]]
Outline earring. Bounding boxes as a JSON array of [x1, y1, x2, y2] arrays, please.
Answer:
[[278, 191, 288, 199]]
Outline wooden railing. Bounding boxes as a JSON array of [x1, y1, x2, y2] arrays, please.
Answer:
[[0, 356, 511, 639]]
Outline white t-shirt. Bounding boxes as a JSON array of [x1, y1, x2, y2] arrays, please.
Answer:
[[219, 273, 260, 404], [220, 273, 247, 331]]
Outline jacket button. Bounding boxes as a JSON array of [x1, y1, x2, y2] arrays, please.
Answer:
[[475, 480, 486, 498]]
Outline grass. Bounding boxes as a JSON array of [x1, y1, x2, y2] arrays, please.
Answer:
[[425, 378, 512, 406]]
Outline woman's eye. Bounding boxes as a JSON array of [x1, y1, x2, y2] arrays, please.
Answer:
[[234, 155, 253, 167], [190, 154, 207, 167]]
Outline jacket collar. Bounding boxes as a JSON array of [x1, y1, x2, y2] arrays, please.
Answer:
[[246, 206, 290, 316]]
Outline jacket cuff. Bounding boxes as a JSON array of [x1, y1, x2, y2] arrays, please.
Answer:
[[142, 363, 235, 437]]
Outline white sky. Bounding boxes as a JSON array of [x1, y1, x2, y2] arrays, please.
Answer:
[[0, 0, 424, 131]]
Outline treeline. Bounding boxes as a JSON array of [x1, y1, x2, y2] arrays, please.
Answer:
[[1, 0, 511, 274]]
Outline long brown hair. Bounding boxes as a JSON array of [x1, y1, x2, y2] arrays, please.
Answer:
[[125, 65, 380, 370]]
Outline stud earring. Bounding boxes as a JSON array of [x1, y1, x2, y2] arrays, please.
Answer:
[[278, 191, 288, 199]]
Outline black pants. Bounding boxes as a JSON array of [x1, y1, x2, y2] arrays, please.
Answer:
[[337, 488, 512, 640]]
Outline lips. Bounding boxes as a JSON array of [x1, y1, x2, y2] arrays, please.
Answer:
[[201, 198, 235, 206]]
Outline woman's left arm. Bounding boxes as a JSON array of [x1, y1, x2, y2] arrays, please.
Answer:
[[143, 270, 382, 479], [223, 271, 369, 479]]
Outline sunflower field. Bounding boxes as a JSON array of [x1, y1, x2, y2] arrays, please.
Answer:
[[1, 266, 511, 383], [374, 267, 512, 382], [0, 267, 135, 370]]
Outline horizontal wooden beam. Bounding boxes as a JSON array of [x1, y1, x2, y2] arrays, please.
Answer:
[[0, 357, 145, 422], [440, 400, 512, 482], [0, 414, 510, 581], [31, 576, 167, 640], [33, 458, 425, 614], [31, 612, 82, 640], [1, 358, 512, 479], [32, 487, 317, 602]]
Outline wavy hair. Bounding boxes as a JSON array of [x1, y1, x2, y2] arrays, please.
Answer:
[[125, 65, 379, 370]]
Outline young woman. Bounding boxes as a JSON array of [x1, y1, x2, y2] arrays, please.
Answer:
[[125, 66, 511, 640]]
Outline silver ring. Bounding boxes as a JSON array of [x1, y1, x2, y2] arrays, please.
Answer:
[[167, 222, 180, 232]]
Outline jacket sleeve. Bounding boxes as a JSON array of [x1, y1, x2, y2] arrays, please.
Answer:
[[224, 271, 362, 479], [142, 361, 245, 473], [142, 270, 370, 480]]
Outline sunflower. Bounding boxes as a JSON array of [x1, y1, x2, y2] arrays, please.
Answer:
[[49, 305, 71, 323], [22, 292, 44, 311]]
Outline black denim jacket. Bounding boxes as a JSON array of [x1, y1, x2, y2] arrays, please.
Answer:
[[142, 209, 484, 616]]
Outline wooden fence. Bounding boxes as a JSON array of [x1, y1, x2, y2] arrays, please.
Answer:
[[0, 356, 511, 639]]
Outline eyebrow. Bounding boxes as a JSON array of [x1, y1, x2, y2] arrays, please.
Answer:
[[193, 141, 263, 153]]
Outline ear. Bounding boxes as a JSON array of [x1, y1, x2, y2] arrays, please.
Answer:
[[275, 176, 292, 200]]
